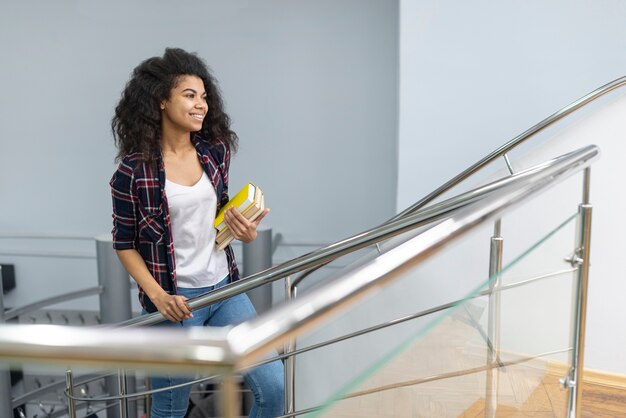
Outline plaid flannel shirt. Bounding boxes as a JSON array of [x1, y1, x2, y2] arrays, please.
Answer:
[[110, 134, 240, 313]]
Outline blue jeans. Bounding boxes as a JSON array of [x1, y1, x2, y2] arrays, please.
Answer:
[[148, 277, 285, 418]]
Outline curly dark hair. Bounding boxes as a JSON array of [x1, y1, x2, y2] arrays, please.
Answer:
[[112, 48, 238, 161]]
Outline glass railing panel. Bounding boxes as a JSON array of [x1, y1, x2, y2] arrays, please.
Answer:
[[291, 212, 579, 417], [495, 212, 578, 366]]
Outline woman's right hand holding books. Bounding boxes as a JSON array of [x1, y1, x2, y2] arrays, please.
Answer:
[[223, 206, 270, 243]]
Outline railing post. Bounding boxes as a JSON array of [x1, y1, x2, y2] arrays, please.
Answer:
[[485, 219, 503, 418], [0, 268, 14, 418], [95, 234, 136, 418], [566, 168, 593, 418], [483, 152, 513, 415], [284, 275, 296, 415], [144, 374, 152, 418], [243, 225, 273, 313], [65, 370, 77, 418], [220, 374, 240, 418], [503, 153, 515, 175], [119, 369, 128, 418], [96, 233, 133, 327]]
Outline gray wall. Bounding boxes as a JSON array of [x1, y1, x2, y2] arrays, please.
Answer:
[[398, 0, 626, 209], [398, 0, 626, 375], [0, 1, 398, 310]]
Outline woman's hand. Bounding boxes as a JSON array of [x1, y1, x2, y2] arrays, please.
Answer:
[[152, 292, 193, 322], [223, 207, 270, 243], [115, 249, 192, 322]]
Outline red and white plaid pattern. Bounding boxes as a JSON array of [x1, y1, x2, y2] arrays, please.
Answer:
[[110, 135, 240, 313]]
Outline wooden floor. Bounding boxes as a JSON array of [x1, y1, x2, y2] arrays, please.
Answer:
[[459, 375, 626, 418]]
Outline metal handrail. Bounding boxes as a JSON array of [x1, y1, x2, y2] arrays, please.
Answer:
[[391, 75, 625, 221], [11, 372, 114, 408], [3, 286, 103, 321], [3, 77, 622, 332], [54, 247, 576, 408], [118, 76, 624, 329], [226, 143, 597, 365], [261, 266, 580, 366], [83, 76, 622, 412], [0, 324, 235, 372], [1, 77, 622, 328], [272, 346, 574, 418], [64, 374, 220, 402], [0, 145, 599, 418], [0, 147, 595, 360], [0, 80, 614, 417], [0, 233, 95, 240], [286, 75, 626, 288], [119, 145, 598, 328], [336, 347, 573, 401]]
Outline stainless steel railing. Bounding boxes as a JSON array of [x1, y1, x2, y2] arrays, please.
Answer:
[[268, 75, 623, 414], [3, 287, 103, 322], [392, 75, 624, 220], [0, 270, 107, 417], [119, 145, 598, 331], [288, 74, 626, 289], [0, 144, 599, 418], [116, 75, 626, 332], [2, 75, 620, 416], [83, 145, 598, 418], [226, 145, 598, 367]]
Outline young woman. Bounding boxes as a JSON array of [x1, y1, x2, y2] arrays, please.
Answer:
[[110, 48, 284, 418]]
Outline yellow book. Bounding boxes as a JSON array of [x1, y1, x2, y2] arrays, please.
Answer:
[[217, 195, 264, 244], [215, 188, 265, 251], [214, 183, 257, 231]]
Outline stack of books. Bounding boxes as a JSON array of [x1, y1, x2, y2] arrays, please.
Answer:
[[214, 183, 265, 250]]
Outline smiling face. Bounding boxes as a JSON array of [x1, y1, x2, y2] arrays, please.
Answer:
[[160, 75, 207, 134]]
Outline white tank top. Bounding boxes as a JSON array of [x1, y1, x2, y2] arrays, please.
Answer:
[[165, 172, 229, 288]]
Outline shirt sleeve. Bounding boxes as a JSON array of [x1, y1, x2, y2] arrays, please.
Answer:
[[110, 160, 138, 250]]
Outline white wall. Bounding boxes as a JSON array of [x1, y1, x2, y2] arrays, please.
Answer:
[[0, 1, 398, 310], [399, 0, 626, 374]]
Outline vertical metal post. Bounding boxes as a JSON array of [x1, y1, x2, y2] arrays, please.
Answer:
[[220, 374, 240, 418], [96, 234, 136, 418], [119, 369, 128, 418], [96, 234, 133, 324], [566, 168, 593, 418], [243, 226, 273, 313], [66, 370, 78, 418], [283, 276, 296, 414], [144, 374, 152, 418], [0, 269, 14, 418], [503, 153, 515, 175], [485, 219, 503, 418]]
